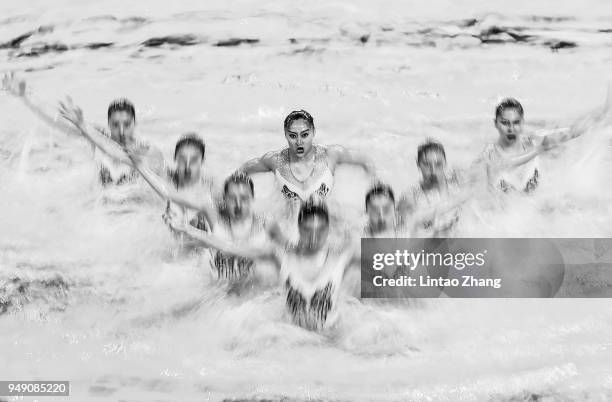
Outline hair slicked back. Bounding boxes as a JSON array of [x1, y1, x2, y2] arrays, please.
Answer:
[[495, 98, 524, 120], [107, 98, 136, 122], [417, 139, 446, 165], [365, 182, 395, 209], [284, 110, 314, 132], [223, 172, 254, 197], [298, 198, 329, 225], [174, 133, 206, 160]]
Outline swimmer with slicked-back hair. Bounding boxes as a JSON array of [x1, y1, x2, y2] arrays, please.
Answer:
[[164, 198, 361, 331], [475, 89, 612, 194], [129, 159, 270, 286], [2, 73, 165, 186], [236, 110, 377, 212], [364, 182, 400, 238], [398, 140, 473, 238], [122, 132, 217, 233]]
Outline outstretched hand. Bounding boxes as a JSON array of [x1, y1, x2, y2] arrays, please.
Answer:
[[162, 206, 186, 233], [2, 72, 26, 97], [569, 83, 612, 135], [58, 97, 84, 127], [539, 135, 555, 152]]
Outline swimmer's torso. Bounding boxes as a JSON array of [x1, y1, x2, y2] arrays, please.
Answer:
[[274, 145, 334, 203], [207, 215, 267, 280], [483, 136, 540, 193], [408, 171, 462, 237], [167, 170, 216, 232], [96, 150, 139, 187], [280, 246, 350, 331], [94, 148, 149, 210], [93, 128, 145, 187]]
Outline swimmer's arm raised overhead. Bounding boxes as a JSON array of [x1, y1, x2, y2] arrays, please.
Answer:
[[326, 144, 377, 178], [128, 156, 216, 230], [540, 83, 612, 146], [236, 151, 277, 175], [59, 98, 165, 173], [2, 73, 95, 137], [58, 98, 132, 163], [164, 211, 278, 263]]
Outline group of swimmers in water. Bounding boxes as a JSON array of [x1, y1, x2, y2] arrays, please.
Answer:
[[2, 73, 611, 331]]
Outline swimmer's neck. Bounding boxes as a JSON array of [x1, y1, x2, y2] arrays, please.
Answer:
[[295, 241, 327, 257], [497, 136, 523, 150], [228, 213, 253, 227], [288, 146, 315, 162], [421, 176, 447, 192], [176, 175, 200, 189]]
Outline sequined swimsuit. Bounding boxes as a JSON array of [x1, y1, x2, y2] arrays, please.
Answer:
[[280, 248, 349, 331], [482, 136, 540, 193], [274, 146, 334, 202], [207, 216, 266, 281]]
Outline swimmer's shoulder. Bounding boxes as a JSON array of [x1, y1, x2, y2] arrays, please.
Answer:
[[479, 142, 498, 163], [260, 149, 284, 171], [320, 144, 343, 162]]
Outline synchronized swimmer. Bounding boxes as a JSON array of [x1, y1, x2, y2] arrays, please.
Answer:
[[3, 72, 612, 332]]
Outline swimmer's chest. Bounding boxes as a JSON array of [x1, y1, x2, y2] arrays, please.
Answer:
[[281, 250, 345, 297], [96, 150, 137, 186], [491, 139, 540, 191], [281, 251, 349, 330], [275, 149, 333, 200], [208, 219, 266, 279]]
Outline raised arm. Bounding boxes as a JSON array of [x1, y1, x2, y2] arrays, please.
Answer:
[[164, 210, 278, 263], [128, 153, 216, 230], [59, 98, 165, 174], [497, 144, 546, 170], [542, 83, 612, 146], [236, 151, 277, 175], [58, 98, 132, 163], [2, 73, 89, 137], [327, 144, 377, 178]]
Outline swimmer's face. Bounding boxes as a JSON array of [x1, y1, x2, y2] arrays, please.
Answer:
[[285, 119, 314, 158], [366, 194, 395, 234], [298, 215, 329, 250], [495, 108, 524, 144], [418, 150, 446, 183], [108, 111, 136, 145], [224, 182, 253, 220], [175, 144, 204, 185]]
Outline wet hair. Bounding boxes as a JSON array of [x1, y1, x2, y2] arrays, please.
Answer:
[[107, 98, 136, 122], [223, 172, 254, 197], [365, 183, 395, 209], [284, 110, 315, 132], [298, 199, 329, 226], [495, 98, 524, 120], [417, 139, 446, 164], [174, 133, 206, 160]]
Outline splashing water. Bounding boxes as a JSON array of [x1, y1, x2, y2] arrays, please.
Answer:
[[1, 0, 612, 401]]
